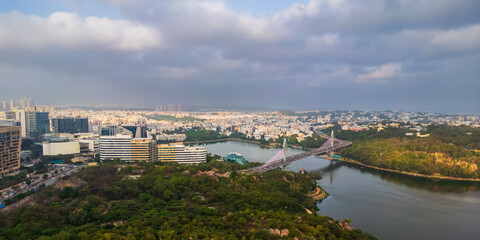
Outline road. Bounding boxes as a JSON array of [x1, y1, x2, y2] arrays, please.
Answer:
[[1, 164, 86, 202]]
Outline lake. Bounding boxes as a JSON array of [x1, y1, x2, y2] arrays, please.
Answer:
[[194, 140, 480, 240]]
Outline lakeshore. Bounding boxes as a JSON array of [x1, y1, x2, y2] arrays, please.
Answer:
[[185, 137, 277, 147], [192, 138, 480, 182], [196, 141, 480, 240], [325, 156, 480, 182]]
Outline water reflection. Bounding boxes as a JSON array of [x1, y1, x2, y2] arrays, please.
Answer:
[[198, 141, 480, 240], [339, 163, 480, 193]]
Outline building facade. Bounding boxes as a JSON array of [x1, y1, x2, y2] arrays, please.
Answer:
[[99, 134, 133, 161], [131, 138, 156, 162], [0, 122, 21, 176], [42, 141, 81, 156], [100, 134, 155, 162], [28, 111, 50, 138], [52, 117, 89, 133], [157, 143, 206, 164]]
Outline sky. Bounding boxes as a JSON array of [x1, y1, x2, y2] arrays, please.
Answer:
[[0, 0, 479, 114]]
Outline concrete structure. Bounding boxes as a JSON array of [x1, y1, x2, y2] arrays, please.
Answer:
[[99, 134, 155, 162], [71, 156, 88, 163], [0, 122, 21, 176], [131, 138, 156, 162], [99, 134, 132, 161], [42, 141, 80, 156], [28, 111, 50, 138], [243, 132, 351, 173], [157, 142, 206, 164], [52, 117, 89, 133]]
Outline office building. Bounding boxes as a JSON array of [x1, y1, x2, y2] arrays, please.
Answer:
[[99, 134, 155, 162], [100, 125, 133, 136], [52, 117, 89, 133], [0, 121, 21, 176], [157, 143, 206, 164], [28, 111, 50, 138], [131, 138, 156, 162], [123, 125, 147, 138], [99, 134, 133, 161], [42, 141, 80, 156]]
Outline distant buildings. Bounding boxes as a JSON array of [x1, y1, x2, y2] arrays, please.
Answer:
[[1, 110, 49, 138], [0, 98, 33, 111], [0, 121, 21, 176], [156, 133, 186, 142], [52, 117, 88, 133], [155, 104, 183, 112]]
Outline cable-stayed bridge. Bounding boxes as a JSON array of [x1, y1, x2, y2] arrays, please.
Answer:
[[242, 131, 351, 173]]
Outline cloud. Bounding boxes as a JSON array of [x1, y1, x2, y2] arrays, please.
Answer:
[[432, 24, 480, 52], [0, 0, 478, 113], [0, 11, 161, 51], [357, 63, 402, 82]]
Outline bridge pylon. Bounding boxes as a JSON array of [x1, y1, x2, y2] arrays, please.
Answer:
[[282, 138, 287, 170], [329, 130, 334, 157]]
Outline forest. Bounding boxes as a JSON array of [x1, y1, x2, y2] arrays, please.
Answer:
[[336, 125, 480, 178], [0, 161, 375, 239]]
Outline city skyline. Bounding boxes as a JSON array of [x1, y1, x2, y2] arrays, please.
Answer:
[[0, 0, 479, 114]]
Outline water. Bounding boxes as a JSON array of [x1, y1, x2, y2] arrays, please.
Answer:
[[195, 141, 480, 240]]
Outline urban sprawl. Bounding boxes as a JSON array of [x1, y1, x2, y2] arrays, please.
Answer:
[[0, 98, 479, 201]]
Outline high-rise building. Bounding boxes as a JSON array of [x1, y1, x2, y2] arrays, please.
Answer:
[[19, 98, 34, 110], [157, 143, 206, 164], [99, 134, 155, 162], [52, 117, 89, 133], [28, 111, 50, 138], [1, 101, 6, 110], [0, 121, 21, 176], [6, 110, 27, 138], [9, 100, 15, 110]]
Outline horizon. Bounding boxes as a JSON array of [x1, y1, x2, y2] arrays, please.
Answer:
[[1, 0, 479, 114], [4, 99, 479, 116]]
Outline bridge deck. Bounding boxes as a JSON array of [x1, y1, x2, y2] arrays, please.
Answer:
[[242, 139, 351, 173]]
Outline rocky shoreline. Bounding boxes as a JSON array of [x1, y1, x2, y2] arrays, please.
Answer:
[[309, 186, 329, 201]]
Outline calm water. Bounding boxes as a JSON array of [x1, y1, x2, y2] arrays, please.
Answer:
[[194, 141, 480, 240]]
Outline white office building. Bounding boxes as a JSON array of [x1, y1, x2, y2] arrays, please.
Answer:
[[157, 143, 207, 164], [99, 134, 132, 161]]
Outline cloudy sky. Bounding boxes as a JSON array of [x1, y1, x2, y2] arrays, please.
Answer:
[[0, 0, 479, 113]]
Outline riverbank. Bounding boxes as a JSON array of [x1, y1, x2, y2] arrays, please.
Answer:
[[185, 138, 278, 147], [329, 156, 480, 182]]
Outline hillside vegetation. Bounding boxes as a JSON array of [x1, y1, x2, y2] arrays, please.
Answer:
[[336, 125, 480, 178], [0, 162, 375, 239]]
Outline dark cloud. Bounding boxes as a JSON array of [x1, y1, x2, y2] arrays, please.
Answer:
[[0, 0, 479, 113]]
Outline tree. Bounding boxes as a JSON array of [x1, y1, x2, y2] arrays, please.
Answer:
[[43, 174, 48, 180], [69, 208, 87, 225]]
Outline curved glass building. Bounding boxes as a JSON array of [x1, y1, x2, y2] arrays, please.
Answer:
[[224, 152, 248, 165]]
